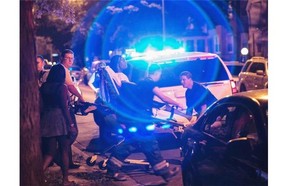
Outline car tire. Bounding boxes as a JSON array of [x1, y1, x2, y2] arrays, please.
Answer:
[[181, 157, 202, 186]]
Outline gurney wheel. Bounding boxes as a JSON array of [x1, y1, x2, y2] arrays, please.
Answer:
[[86, 156, 97, 166], [98, 159, 108, 170]]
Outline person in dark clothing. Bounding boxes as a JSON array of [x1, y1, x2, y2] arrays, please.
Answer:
[[37, 55, 49, 87], [40, 64, 75, 186], [88, 55, 130, 147], [105, 64, 183, 182], [51, 49, 82, 169], [180, 71, 217, 125]]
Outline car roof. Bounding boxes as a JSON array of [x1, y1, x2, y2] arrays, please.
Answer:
[[221, 89, 268, 107], [128, 51, 220, 63], [247, 56, 268, 63]]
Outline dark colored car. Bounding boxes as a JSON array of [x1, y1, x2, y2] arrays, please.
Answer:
[[181, 89, 268, 186]]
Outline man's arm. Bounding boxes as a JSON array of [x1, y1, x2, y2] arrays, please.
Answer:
[[64, 66, 85, 102], [199, 104, 207, 118], [68, 84, 85, 102], [153, 86, 184, 109]]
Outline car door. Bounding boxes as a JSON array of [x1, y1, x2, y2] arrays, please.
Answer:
[[193, 103, 267, 186]]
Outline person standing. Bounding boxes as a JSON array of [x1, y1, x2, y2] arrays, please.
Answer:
[[53, 49, 85, 169], [105, 64, 183, 182], [59, 49, 85, 102], [179, 71, 217, 125], [40, 64, 75, 186], [107, 55, 129, 86], [89, 55, 130, 147], [37, 55, 49, 87]]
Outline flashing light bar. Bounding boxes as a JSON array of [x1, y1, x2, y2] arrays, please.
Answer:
[[126, 48, 185, 61]]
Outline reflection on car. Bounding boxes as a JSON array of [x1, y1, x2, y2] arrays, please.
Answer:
[[181, 89, 268, 186]]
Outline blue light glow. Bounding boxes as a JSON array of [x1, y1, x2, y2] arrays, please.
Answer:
[[146, 124, 156, 131], [161, 124, 171, 129], [117, 128, 124, 134], [128, 127, 138, 133]]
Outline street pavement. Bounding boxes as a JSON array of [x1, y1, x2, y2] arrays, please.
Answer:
[[46, 83, 184, 186]]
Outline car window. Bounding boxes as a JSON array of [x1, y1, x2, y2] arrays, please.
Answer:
[[248, 62, 265, 73], [241, 61, 251, 72], [203, 104, 258, 143], [127, 57, 229, 87]]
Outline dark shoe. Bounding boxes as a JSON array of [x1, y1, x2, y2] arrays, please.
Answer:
[[108, 173, 128, 181], [162, 167, 180, 182], [69, 163, 80, 169]]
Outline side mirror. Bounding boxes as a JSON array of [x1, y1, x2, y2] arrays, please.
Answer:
[[226, 137, 252, 159]]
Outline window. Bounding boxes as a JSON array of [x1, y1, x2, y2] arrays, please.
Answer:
[[248, 62, 265, 73], [226, 34, 234, 53], [197, 39, 205, 52], [203, 104, 257, 143], [241, 61, 251, 72]]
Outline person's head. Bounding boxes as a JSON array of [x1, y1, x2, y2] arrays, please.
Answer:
[[148, 63, 162, 82], [180, 71, 193, 89], [232, 109, 251, 138], [61, 49, 74, 68], [109, 55, 127, 72], [46, 64, 66, 83], [36, 55, 45, 72]]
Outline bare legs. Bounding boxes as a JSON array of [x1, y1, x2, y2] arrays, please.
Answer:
[[42, 136, 71, 185]]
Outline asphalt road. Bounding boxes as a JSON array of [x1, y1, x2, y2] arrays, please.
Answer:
[[69, 83, 185, 186]]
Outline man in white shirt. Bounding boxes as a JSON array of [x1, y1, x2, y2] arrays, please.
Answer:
[[60, 49, 85, 102], [54, 49, 85, 169]]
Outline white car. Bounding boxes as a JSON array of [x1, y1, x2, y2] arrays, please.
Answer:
[[237, 56, 268, 92], [126, 51, 237, 112]]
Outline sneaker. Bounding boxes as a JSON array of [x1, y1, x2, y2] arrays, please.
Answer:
[[108, 173, 128, 181], [162, 167, 180, 182], [69, 163, 81, 169]]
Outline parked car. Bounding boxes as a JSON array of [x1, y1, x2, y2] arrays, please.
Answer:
[[224, 61, 244, 84], [181, 89, 268, 186], [69, 65, 90, 84], [69, 65, 83, 82], [237, 57, 268, 92], [126, 51, 238, 112]]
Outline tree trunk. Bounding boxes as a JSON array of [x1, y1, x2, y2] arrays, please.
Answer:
[[20, 1, 44, 185]]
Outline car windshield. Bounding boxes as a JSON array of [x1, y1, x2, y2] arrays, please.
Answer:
[[126, 57, 229, 87], [226, 65, 243, 76]]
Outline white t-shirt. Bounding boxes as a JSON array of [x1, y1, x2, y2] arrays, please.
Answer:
[[105, 66, 129, 87], [60, 63, 73, 86]]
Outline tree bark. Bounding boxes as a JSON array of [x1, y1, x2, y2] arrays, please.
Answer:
[[20, 1, 44, 185]]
